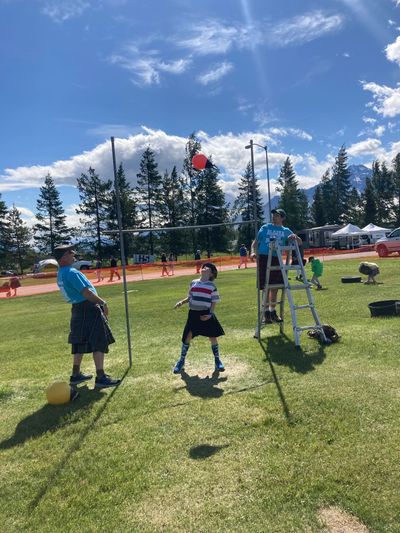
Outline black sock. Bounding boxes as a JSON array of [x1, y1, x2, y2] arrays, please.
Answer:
[[96, 369, 105, 378]]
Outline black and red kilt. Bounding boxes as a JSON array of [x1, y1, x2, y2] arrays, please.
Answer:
[[68, 301, 115, 354], [182, 309, 225, 343]]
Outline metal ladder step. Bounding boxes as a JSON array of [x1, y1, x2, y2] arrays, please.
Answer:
[[293, 304, 314, 310]]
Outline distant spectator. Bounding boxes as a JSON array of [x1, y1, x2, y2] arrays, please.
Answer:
[[161, 252, 170, 277], [9, 275, 21, 297], [168, 252, 175, 276], [108, 256, 121, 282], [238, 244, 248, 269], [95, 259, 104, 283], [194, 250, 201, 273]]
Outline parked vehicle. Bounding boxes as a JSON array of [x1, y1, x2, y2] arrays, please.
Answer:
[[375, 227, 400, 257], [72, 260, 92, 270], [1, 270, 16, 277]]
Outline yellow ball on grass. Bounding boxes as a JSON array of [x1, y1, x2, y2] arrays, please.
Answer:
[[46, 381, 73, 405]]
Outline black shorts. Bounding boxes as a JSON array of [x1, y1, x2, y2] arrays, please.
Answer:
[[182, 309, 225, 342], [258, 254, 283, 290]]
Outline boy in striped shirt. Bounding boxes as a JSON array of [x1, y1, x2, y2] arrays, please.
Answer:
[[173, 262, 225, 374]]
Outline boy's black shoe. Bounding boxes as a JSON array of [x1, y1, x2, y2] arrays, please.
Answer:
[[94, 374, 121, 388], [270, 310, 283, 323], [264, 310, 273, 324], [70, 373, 93, 385]]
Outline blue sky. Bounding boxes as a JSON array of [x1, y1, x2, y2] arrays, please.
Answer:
[[1, 0, 400, 227]]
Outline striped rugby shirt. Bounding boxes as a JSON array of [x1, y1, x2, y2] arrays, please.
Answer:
[[188, 279, 220, 311]]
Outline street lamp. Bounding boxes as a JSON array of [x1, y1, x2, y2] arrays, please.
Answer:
[[245, 140, 272, 223]]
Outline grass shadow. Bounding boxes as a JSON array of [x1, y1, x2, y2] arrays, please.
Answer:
[[261, 332, 326, 374], [27, 367, 130, 510], [0, 386, 105, 450], [176, 370, 228, 399], [189, 443, 229, 459]]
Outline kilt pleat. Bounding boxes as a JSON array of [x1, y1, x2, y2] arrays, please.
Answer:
[[69, 301, 115, 354]]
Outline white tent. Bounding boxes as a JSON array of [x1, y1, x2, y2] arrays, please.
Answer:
[[331, 224, 364, 249], [331, 223, 363, 236], [361, 223, 390, 243], [34, 259, 59, 272]]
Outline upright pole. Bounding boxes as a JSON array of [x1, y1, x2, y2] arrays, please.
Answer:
[[265, 145, 272, 222], [111, 136, 133, 367], [247, 139, 261, 334]]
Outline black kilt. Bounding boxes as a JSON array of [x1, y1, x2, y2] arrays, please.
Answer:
[[182, 309, 225, 343], [69, 301, 115, 354]]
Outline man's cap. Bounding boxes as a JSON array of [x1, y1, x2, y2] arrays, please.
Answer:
[[54, 244, 76, 261], [271, 208, 286, 219]]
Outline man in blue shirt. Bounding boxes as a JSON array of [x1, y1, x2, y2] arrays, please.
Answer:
[[251, 209, 301, 323], [55, 244, 120, 388]]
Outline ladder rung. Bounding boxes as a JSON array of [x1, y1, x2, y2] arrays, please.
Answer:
[[293, 304, 314, 310], [288, 284, 309, 290], [276, 245, 295, 251], [283, 265, 302, 271], [265, 284, 285, 289]]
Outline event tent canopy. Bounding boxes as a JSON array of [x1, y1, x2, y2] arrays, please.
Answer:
[[331, 223, 363, 236], [361, 223, 390, 233]]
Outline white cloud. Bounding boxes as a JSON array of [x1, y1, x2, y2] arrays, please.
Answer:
[[108, 48, 191, 86], [347, 138, 383, 157], [197, 62, 233, 85], [343, 52, 350, 58], [386, 36, 400, 65], [388, 19, 396, 26], [362, 116, 377, 124], [40, 0, 90, 23], [15, 206, 34, 218], [267, 11, 344, 47], [374, 125, 386, 137], [362, 81, 400, 117]]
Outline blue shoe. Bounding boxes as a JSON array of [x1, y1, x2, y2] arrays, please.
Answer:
[[94, 374, 121, 388], [70, 373, 93, 385], [214, 358, 225, 372], [173, 357, 185, 374]]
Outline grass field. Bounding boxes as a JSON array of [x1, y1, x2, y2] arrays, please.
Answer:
[[0, 258, 399, 532]]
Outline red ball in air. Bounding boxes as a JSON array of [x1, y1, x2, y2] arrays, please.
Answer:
[[192, 153, 212, 170]]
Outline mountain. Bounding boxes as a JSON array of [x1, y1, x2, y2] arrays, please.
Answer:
[[263, 164, 372, 216]]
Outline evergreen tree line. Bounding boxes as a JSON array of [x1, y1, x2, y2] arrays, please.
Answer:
[[2, 139, 399, 273]]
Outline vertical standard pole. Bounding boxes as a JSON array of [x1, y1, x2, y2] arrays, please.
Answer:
[[248, 140, 261, 334], [265, 145, 272, 223], [111, 137, 133, 367]]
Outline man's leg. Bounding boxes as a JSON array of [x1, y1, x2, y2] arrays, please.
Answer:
[[93, 351, 120, 388], [269, 288, 283, 323], [70, 353, 93, 385]]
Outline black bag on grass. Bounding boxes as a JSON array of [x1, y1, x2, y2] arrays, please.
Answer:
[[308, 324, 340, 343]]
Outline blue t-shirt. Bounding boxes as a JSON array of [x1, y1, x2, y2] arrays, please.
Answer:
[[57, 266, 97, 304], [257, 223, 293, 255]]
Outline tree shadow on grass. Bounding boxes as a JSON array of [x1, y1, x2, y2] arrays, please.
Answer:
[[0, 386, 105, 450], [261, 333, 326, 374], [189, 443, 229, 459], [176, 370, 228, 399]]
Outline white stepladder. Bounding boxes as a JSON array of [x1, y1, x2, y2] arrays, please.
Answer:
[[254, 239, 329, 347]]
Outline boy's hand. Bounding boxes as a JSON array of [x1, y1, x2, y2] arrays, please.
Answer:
[[200, 314, 212, 321], [174, 301, 183, 309]]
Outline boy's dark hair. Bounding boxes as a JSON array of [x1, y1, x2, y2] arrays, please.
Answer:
[[308, 256, 314, 262], [202, 262, 218, 280]]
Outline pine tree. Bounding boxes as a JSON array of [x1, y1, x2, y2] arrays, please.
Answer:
[[362, 177, 377, 226], [136, 147, 163, 254], [311, 185, 326, 226], [346, 187, 363, 226], [319, 169, 336, 224], [195, 162, 229, 253], [76, 167, 112, 259], [233, 162, 264, 249], [276, 157, 307, 231], [330, 145, 352, 223], [297, 189, 310, 229], [392, 153, 400, 226], [5, 206, 32, 274], [371, 160, 394, 225], [160, 165, 190, 255], [107, 163, 138, 260], [33, 174, 70, 254]]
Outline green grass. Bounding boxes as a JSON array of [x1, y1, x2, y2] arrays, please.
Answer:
[[0, 258, 400, 532]]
